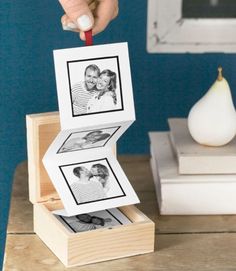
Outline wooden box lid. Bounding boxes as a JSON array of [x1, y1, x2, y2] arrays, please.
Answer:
[[26, 112, 61, 204]]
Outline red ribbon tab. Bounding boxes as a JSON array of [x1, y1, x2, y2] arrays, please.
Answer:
[[84, 30, 93, 46]]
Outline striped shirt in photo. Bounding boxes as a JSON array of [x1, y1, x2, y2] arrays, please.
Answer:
[[71, 181, 106, 203], [72, 82, 96, 115]]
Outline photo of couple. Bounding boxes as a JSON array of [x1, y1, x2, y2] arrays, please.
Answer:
[[58, 130, 111, 153], [57, 126, 120, 153], [71, 163, 110, 204], [70, 61, 122, 116], [54, 44, 134, 130], [59, 159, 125, 205], [57, 209, 124, 233]]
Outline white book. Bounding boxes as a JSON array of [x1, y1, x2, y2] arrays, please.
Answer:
[[149, 132, 236, 215], [168, 118, 236, 175]]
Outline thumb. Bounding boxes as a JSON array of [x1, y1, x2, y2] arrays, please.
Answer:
[[59, 0, 94, 31]]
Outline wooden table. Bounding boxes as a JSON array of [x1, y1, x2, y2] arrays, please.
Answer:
[[4, 156, 236, 270]]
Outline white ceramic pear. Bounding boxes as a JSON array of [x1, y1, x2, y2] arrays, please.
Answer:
[[188, 67, 236, 146]]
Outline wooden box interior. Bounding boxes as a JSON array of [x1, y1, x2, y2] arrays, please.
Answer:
[[27, 111, 61, 203]]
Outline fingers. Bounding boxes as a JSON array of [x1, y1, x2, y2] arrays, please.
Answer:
[[59, 0, 119, 40], [92, 0, 119, 36], [59, 0, 94, 31]]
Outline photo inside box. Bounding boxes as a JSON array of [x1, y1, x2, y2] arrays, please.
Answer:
[[68, 56, 124, 117], [55, 208, 131, 233], [59, 158, 125, 205], [57, 126, 121, 153], [43, 201, 146, 224]]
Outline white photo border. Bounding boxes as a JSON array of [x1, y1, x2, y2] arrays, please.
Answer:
[[44, 150, 140, 216], [53, 43, 135, 130], [59, 158, 126, 205]]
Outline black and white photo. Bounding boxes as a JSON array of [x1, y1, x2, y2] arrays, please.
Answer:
[[59, 158, 125, 205], [53, 43, 135, 130], [57, 126, 120, 153], [44, 153, 139, 216], [68, 56, 123, 116], [56, 208, 131, 233], [45, 43, 137, 216]]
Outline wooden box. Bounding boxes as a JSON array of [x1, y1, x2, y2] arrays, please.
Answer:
[[26, 112, 155, 267], [168, 118, 236, 175], [149, 132, 236, 215]]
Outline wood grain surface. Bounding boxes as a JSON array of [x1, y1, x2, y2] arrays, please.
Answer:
[[5, 156, 236, 270]]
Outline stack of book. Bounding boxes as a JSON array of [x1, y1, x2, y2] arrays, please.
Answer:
[[149, 118, 236, 215]]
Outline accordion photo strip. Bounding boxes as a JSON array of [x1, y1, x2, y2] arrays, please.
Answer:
[[43, 42, 140, 217]]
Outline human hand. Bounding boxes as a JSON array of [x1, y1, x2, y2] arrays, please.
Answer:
[[59, 0, 119, 40]]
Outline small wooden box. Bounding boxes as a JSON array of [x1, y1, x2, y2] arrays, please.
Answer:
[[26, 112, 155, 267]]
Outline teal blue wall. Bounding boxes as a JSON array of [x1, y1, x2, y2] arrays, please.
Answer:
[[1, 0, 236, 267]]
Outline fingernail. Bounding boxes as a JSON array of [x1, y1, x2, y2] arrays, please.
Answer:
[[67, 22, 77, 29], [62, 25, 73, 31], [77, 15, 93, 31], [62, 22, 77, 31]]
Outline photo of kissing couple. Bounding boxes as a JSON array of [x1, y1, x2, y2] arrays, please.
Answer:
[[71, 63, 121, 116], [60, 160, 124, 205]]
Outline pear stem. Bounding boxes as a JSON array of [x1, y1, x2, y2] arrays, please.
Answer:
[[217, 67, 223, 81]]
